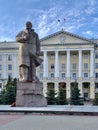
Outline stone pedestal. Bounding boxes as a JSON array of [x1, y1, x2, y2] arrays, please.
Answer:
[[16, 82, 47, 107]]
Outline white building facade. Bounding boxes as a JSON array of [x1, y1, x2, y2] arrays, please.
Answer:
[[0, 30, 98, 101]]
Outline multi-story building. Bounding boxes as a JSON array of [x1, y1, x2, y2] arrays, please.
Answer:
[[0, 41, 19, 89], [0, 30, 98, 101]]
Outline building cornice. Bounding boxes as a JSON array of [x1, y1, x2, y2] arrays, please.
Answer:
[[41, 42, 95, 47], [0, 47, 18, 50]]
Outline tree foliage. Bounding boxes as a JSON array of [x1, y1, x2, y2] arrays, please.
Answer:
[[46, 84, 57, 105], [70, 81, 84, 105], [57, 85, 68, 105], [93, 93, 98, 105], [0, 77, 17, 105]]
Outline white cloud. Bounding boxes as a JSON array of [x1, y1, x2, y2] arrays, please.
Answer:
[[0, 0, 98, 41], [83, 30, 93, 35], [85, 7, 95, 15]]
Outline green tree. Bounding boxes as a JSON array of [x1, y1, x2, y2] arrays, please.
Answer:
[[0, 77, 17, 105], [93, 93, 98, 105], [70, 81, 84, 105], [0, 89, 6, 104], [57, 86, 68, 105], [46, 84, 57, 105]]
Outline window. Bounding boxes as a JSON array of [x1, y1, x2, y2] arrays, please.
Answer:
[[8, 55, 12, 61], [73, 54, 77, 59], [95, 93, 98, 98], [84, 53, 88, 59], [51, 73, 54, 79], [84, 73, 88, 79], [61, 73, 66, 79], [84, 63, 88, 69], [95, 54, 98, 58], [8, 73, 12, 78], [84, 93, 88, 100], [0, 74, 2, 79], [95, 63, 98, 69], [95, 73, 98, 78], [95, 84, 98, 89], [0, 55, 2, 61], [72, 73, 77, 79], [0, 83, 2, 89], [61, 54, 66, 59], [39, 73, 43, 80], [51, 64, 54, 69], [50, 55, 54, 59], [0, 65, 2, 70], [8, 64, 12, 70], [40, 64, 43, 69], [62, 64, 65, 69], [72, 63, 76, 69]]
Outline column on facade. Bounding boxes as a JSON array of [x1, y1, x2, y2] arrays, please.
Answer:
[[78, 82, 83, 97], [66, 82, 71, 99], [2, 54, 7, 79], [43, 51, 48, 79], [66, 50, 70, 78], [43, 82, 47, 97], [90, 49, 94, 78], [78, 50, 82, 78], [90, 81, 95, 99], [55, 82, 59, 93], [13, 54, 17, 78], [55, 50, 59, 78]]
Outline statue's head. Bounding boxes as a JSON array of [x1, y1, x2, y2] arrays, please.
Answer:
[[26, 21, 32, 29]]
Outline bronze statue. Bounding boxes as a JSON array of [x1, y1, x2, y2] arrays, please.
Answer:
[[16, 21, 43, 82]]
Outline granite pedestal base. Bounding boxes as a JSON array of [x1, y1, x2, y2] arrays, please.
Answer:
[[16, 82, 47, 107]]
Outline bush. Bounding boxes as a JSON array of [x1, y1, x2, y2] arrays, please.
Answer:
[[46, 86, 57, 105], [70, 81, 84, 105], [93, 93, 98, 105], [0, 77, 17, 105]]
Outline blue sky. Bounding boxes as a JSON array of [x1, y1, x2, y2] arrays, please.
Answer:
[[0, 0, 98, 41]]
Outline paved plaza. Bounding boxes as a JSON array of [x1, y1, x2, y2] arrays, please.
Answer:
[[0, 105, 98, 130], [0, 114, 98, 130]]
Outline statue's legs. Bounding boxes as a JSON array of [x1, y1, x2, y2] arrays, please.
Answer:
[[19, 65, 28, 81], [31, 60, 39, 82], [32, 62, 36, 81]]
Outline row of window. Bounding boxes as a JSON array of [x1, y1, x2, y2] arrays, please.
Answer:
[[0, 64, 12, 70], [0, 73, 12, 79], [39, 73, 90, 80], [40, 63, 98, 70], [50, 53, 98, 59], [1, 53, 98, 62], [0, 55, 13, 61], [0, 72, 98, 80], [40, 63, 89, 70], [2, 53, 98, 61], [0, 53, 89, 61], [50, 53, 89, 59]]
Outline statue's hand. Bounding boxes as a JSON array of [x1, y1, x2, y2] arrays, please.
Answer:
[[23, 34, 29, 41], [23, 35, 27, 40]]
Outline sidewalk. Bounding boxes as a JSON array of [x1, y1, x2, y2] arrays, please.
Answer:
[[0, 105, 98, 115], [0, 114, 98, 130]]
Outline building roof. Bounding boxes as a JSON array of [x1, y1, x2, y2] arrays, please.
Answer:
[[40, 29, 95, 43]]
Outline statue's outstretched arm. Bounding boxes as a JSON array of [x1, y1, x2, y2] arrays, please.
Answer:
[[16, 31, 28, 43]]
